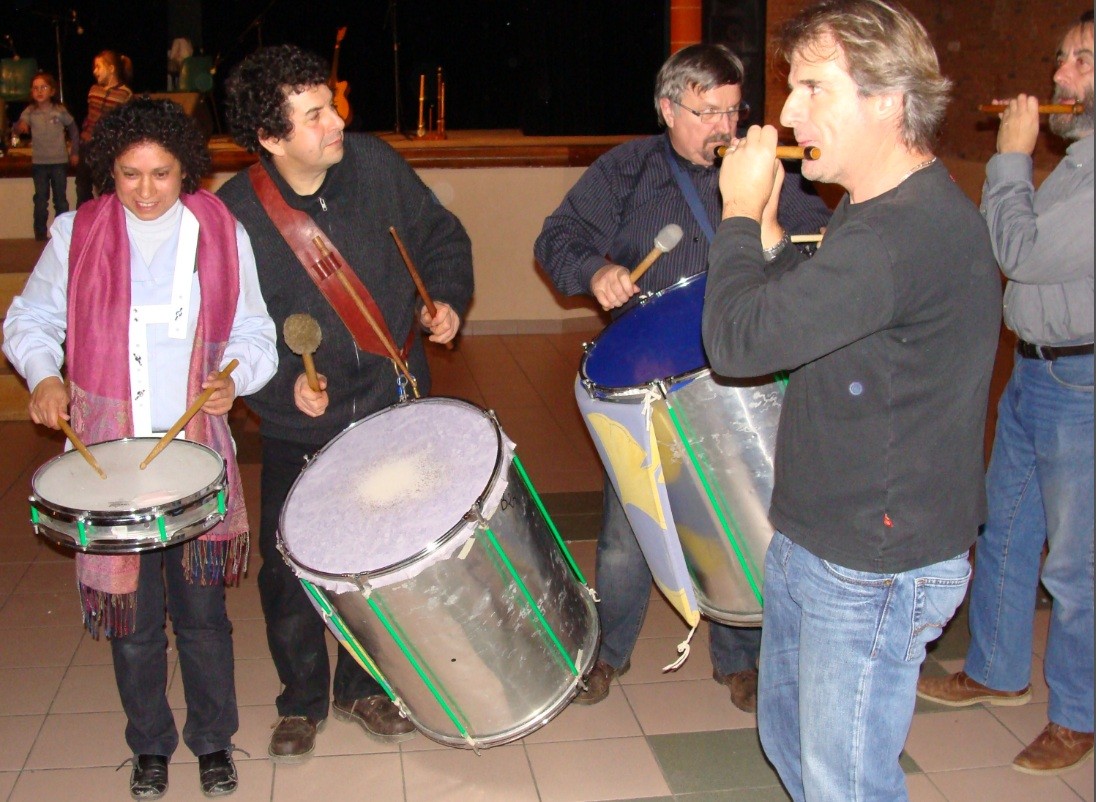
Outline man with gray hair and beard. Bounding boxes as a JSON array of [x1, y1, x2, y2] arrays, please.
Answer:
[[918, 9, 1094, 777]]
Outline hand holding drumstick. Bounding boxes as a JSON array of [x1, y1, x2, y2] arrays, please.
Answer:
[[28, 376, 107, 478], [284, 313, 329, 417], [389, 227, 461, 347], [141, 359, 239, 469]]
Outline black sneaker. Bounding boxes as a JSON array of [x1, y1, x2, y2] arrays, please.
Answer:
[[126, 754, 168, 800], [197, 748, 238, 797]]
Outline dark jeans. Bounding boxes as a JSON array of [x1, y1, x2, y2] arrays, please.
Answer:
[[259, 437, 382, 720], [111, 546, 238, 757], [74, 157, 95, 207], [31, 163, 69, 239]]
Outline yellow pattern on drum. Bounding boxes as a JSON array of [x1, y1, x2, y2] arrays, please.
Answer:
[[584, 412, 667, 529], [653, 579, 701, 627]]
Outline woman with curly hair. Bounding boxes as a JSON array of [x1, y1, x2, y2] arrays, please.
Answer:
[[3, 97, 278, 799]]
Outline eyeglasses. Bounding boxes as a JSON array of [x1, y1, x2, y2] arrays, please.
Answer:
[[673, 100, 751, 124]]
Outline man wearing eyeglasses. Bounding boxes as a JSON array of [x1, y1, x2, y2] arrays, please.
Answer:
[[535, 43, 830, 712]]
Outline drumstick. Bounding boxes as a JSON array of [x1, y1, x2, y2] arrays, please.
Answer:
[[978, 103, 1084, 115], [139, 359, 239, 470], [284, 313, 323, 392], [790, 233, 824, 244], [389, 226, 454, 350], [715, 144, 821, 160], [630, 224, 684, 283], [312, 237, 418, 391], [57, 418, 107, 479]]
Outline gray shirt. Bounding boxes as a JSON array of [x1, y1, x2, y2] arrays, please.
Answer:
[[983, 134, 1094, 346], [18, 104, 78, 165]]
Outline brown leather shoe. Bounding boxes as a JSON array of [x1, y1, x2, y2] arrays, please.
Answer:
[[333, 695, 416, 743], [1013, 723, 1094, 775], [714, 669, 758, 713], [916, 671, 1031, 707], [268, 715, 325, 763], [574, 659, 630, 706]]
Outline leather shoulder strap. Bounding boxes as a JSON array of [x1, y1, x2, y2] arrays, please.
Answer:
[[248, 163, 413, 359]]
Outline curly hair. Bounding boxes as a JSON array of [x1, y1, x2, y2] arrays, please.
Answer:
[[85, 96, 211, 194], [224, 44, 329, 153]]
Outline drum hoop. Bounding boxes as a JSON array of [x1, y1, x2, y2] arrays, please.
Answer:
[[278, 396, 507, 585], [578, 272, 709, 400], [34, 512, 227, 554], [29, 438, 228, 524]]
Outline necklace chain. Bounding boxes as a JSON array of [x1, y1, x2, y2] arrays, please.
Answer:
[[900, 156, 937, 183]]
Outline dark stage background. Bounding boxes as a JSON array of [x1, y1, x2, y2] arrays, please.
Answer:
[[1, 0, 682, 137]]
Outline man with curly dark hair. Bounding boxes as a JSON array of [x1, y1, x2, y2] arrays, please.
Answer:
[[217, 44, 474, 762], [3, 96, 278, 799]]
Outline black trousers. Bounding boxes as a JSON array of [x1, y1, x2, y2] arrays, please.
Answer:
[[259, 437, 381, 720]]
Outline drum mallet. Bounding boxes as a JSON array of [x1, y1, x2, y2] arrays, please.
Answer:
[[284, 313, 323, 392], [140, 359, 239, 470], [389, 226, 454, 350], [629, 223, 684, 283], [58, 418, 107, 479]]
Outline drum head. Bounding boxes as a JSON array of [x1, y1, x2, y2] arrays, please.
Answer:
[[32, 438, 224, 517], [281, 398, 502, 579], [582, 272, 707, 390]]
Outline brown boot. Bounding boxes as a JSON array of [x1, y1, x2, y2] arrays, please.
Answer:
[[714, 669, 758, 713], [269, 715, 325, 763], [574, 659, 630, 705], [333, 695, 416, 743], [916, 671, 1031, 707], [1013, 723, 1094, 775]]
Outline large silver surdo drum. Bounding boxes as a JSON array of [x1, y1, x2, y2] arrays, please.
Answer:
[[279, 397, 599, 749]]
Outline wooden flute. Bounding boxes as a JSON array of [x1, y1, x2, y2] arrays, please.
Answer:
[[978, 103, 1084, 115], [715, 144, 821, 160]]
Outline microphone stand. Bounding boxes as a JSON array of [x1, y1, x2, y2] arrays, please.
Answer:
[[386, 0, 407, 136], [52, 17, 65, 104]]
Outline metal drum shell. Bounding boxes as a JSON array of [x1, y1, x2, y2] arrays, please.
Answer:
[[279, 397, 599, 749], [28, 437, 227, 554]]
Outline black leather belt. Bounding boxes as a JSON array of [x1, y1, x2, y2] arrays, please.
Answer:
[[1017, 340, 1095, 360]]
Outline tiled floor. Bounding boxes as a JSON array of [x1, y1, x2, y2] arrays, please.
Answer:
[[0, 284, 1091, 800]]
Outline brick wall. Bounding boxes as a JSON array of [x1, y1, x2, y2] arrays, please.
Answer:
[[764, 0, 1083, 173]]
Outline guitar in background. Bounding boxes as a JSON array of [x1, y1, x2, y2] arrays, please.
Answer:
[[330, 27, 352, 125]]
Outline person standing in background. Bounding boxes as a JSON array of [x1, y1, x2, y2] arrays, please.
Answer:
[[75, 49, 132, 206], [13, 71, 79, 240]]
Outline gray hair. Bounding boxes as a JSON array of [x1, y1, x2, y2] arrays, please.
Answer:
[[779, 0, 951, 152], [654, 44, 746, 126]]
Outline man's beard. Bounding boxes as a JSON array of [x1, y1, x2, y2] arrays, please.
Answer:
[[1050, 85, 1095, 139]]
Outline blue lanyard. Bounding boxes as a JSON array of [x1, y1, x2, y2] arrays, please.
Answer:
[[663, 136, 716, 244]]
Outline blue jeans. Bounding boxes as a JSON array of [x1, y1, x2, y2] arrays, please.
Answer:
[[596, 478, 761, 674], [759, 531, 970, 802], [111, 547, 237, 757], [31, 163, 69, 239], [259, 438, 383, 720], [965, 352, 1094, 732]]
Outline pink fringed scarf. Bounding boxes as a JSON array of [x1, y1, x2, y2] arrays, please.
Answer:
[[66, 191, 250, 637]]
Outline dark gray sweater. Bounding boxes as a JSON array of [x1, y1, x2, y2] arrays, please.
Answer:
[[703, 161, 1001, 572], [217, 134, 474, 447]]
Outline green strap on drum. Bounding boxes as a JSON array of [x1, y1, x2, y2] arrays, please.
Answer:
[[512, 455, 587, 584], [299, 579, 397, 701], [29, 505, 39, 525], [77, 519, 88, 548], [217, 489, 226, 515], [157, 515, 168, 542], [480, 525, 579, 676], [665, 403, 764, 608], [363, 592, 473, 741]]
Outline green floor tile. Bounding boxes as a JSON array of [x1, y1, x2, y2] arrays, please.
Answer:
[[677, 789, 791, 802], [648, 729, 783, 795]]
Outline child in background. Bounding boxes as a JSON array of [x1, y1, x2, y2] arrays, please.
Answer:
[[14, 72, 79, 241]]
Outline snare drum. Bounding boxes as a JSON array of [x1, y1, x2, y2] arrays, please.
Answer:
[[30, 438, 227, 553], [279, 397, 598, 750], [577, 272, 783, 626]]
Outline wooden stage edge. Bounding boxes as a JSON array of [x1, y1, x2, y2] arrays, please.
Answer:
[[0, 130, 637, 178]]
